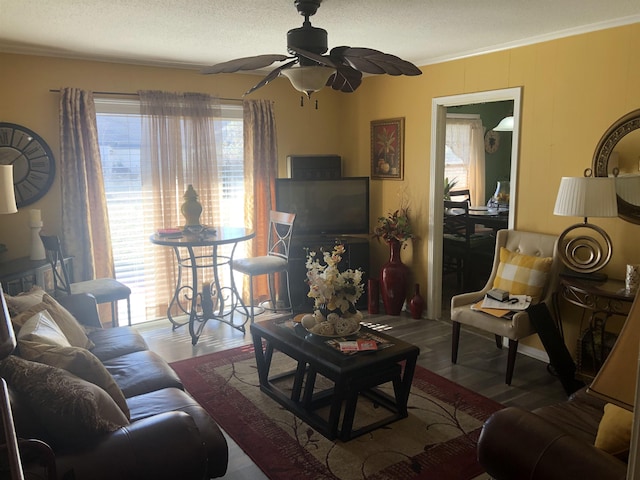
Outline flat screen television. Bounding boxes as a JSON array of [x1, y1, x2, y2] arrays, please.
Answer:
[[275, 177, 369, 236]]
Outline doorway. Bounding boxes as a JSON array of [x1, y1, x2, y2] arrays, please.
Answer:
[[426, 87, 522, 320]]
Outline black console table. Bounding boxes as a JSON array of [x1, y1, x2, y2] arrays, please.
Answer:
[[288, 235, 370, 313], [0, 256, 73, 296]]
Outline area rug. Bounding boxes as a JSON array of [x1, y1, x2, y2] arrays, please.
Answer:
[[170, 345, 503, 480]]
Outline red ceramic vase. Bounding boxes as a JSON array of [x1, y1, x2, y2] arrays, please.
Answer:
[[379, 239, 410, 315], [409, 283, 425, 319]]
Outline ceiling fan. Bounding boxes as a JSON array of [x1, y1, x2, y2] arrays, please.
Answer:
[[201, 0, 422, 98]]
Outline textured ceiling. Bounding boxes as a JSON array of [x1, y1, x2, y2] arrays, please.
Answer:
[[0, 0, 639, 70]]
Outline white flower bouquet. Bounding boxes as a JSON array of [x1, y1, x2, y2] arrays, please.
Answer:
[[305, 244, 364, 316]]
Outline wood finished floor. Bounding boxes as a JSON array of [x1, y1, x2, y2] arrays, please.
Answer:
[[136, 282, 568, 480]]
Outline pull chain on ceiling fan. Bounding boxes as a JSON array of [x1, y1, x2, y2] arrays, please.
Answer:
[[201, 0, 422, 98]]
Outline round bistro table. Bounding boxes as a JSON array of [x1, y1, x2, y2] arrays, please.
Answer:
[[150, 226, 255, 345]]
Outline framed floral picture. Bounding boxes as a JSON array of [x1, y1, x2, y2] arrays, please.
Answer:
[[371, 117, 405, 180]]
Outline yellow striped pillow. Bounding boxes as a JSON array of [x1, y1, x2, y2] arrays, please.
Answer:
[[492, 247, 552, 302]]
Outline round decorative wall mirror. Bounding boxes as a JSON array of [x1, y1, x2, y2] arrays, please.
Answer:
[[592, 108, 640, 225]]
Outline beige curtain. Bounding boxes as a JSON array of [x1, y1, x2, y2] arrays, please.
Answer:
[[59, 87, 114, 283], [243, 99, 278, 300], [139, 90, 222, 318], [446, 117, 486, 206]]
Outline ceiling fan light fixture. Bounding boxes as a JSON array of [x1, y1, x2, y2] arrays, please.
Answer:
[[493, 115, 514, 132], [281, 65, 335, 97]]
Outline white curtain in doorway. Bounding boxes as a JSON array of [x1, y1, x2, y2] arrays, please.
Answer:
[[446, 117, 485, 206]]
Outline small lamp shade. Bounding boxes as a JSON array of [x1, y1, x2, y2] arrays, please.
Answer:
[[281, 66, 336, 98], [553, 176, 618, 218], [0, 165, 17, 215], [493, 116, 514, 132]]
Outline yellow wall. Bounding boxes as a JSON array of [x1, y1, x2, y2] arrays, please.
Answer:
[[340, 23, 640, 352], [1, 23, 640, 355]]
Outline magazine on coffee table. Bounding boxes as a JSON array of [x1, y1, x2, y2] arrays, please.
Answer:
[[325, 331, 395, 355]]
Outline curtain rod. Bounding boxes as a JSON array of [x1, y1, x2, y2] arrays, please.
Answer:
[[48, 89, 243, 103]]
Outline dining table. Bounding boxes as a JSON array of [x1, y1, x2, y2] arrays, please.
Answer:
[[150, 226, 255, 345], [445, 205, 509, 233]]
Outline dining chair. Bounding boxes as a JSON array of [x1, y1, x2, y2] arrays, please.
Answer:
[[39, 235, 131, 327], [450, 229, 561, 385], [231, 211, 296, 323], [443, 200, 495, 290], [448, 189, 471, 205]]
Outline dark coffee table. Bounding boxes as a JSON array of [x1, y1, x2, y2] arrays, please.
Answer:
[[250, 317, 420, 441]]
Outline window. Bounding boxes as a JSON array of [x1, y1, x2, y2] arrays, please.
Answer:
[[444, 145, 468, 190], [445, 114, 485, 206], [95, 98, 244, 324]]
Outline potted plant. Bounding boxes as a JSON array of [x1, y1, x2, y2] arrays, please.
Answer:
[[373, 208, 415, 246], [444, 177, 458, 200], [373, 207, 414, 315]]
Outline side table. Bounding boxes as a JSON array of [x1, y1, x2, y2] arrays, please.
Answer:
[[557, 274, 636, 381], [0, 256, 73, 296]]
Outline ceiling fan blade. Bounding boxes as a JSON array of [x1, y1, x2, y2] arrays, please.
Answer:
[[330, 47, 422, 76], [327, 65, 362, 93], [288, 46, 337, 68], [201, 54, 292, 74], [244, 59, 299, 96]]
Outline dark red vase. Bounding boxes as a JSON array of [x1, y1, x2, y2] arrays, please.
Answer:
[[409, 283, 425, 319], [380, 239, 410, 315]]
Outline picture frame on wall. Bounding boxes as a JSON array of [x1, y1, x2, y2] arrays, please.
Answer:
[[371, 117, 405, 180]]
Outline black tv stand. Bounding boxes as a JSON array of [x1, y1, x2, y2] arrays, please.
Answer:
[[288, 235, 370, 313]]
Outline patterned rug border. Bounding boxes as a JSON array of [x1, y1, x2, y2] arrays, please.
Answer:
[[170, 345, 503, 480]]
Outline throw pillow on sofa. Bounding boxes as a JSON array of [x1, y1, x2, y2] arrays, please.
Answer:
[[18, 312, 130, 419], [595, 403, 633, 460], [9, 294, 94, 349], [42, 293, 95, 349], [492, 247, 552, 302], [16, 310, 71, 347], [0, 355, 129, 449], [4, 286, 46, 316]]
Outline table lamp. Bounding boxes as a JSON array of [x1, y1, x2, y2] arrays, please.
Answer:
[[0, 165, 18, 254], [588, 296, 640, 411], [553, 171, 618, 279]]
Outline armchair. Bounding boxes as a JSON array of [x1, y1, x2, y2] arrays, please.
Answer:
[[450, 229, 561, 384]]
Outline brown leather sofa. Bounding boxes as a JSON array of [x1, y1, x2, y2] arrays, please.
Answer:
[[477, 387, 627, 480], [2, 293, 228, 479]]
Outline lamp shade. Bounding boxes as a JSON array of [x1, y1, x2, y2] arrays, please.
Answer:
[[281, 65, 336, 98], [493, 115, 514, 132], [553, 176, 618, 218], [616, 175, 640, 205], [0, 165, 17, 215], [588, 293, 640, 411]]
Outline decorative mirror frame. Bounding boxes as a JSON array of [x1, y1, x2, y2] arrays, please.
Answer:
[[592, 108, 640, 225]]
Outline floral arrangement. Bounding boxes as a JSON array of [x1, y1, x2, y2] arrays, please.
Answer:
[[305, 244, 364, 315], [373, 207, 414, 245]]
